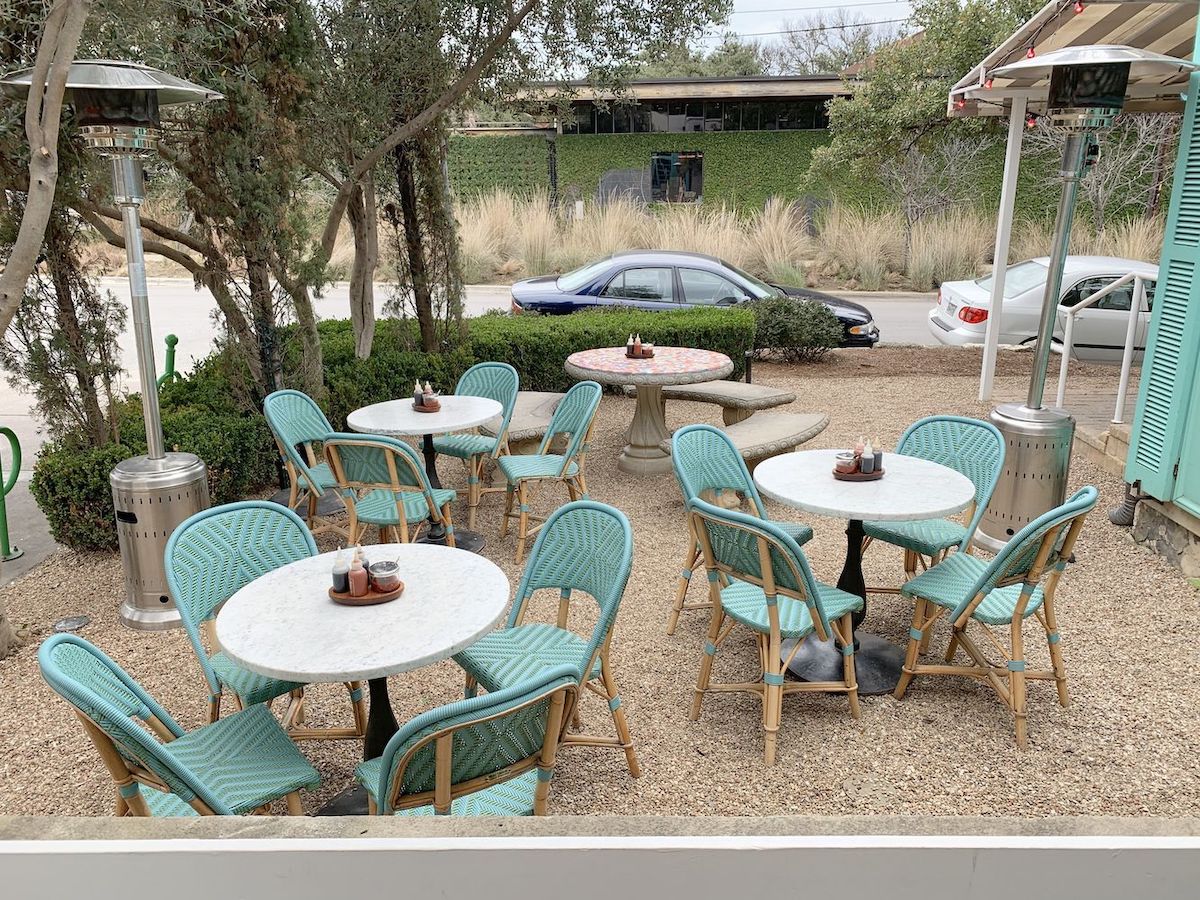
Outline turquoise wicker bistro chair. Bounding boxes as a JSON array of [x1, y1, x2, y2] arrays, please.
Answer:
[[357, 664, 579, 815], [688, 498, 863, 766], [263, 389, 344, 537], [668, 424, 815, 635], [455, 500, 640, 777], [324, 433, 457, 546], [431, 362, 520, 530], [165, 501, 367, 740], [894, 486, 1098, 749], [499, 380, 601, 563], [38, 633, 320, 815], [863, 416, 1005, 591]]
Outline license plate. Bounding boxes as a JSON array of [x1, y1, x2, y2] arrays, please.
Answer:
[[944, 302, 958, 318]]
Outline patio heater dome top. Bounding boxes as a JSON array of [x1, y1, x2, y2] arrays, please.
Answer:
[[992, 44, 1197, 81], [0, 59, 221, 156], [0, 59, 223, 106]]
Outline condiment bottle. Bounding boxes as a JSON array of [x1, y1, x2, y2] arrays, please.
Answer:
[[633, 334, 643, 356], [424, 380, 434, 396], [873, 437, 884, 471], [413, 379, 424, 407], [332, 548, 349, 594], [626, 333, 635, 353], [854, 435, 866, 456], [348, 555, 368, 597]]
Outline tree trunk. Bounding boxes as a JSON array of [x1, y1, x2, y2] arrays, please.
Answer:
[[271, 263, 325, 399], [246, 256, 281, 393], [346, 173, 379, 359], [395, 143, 437, 352]]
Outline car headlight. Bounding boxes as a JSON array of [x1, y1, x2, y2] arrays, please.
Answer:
[[848, 322, 876, 335]]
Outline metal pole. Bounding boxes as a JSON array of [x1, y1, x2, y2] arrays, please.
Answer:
[[979, 96, 1026, 402], [1113, 277, 1144, 424], [111, 156, 165, 460], [1056, 314, 1074, 409], [1027, 133, 1087, 410]]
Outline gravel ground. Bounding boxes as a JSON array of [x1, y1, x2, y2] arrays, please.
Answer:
[[2, 353, 1199, 818]]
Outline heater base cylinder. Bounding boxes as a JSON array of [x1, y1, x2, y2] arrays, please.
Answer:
[[976, 403, 1075, 554], [111, 452, 210, 631]]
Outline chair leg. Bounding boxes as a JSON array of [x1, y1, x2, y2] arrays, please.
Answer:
[[1044, 606, 1069, 708], [667, 540, 702, 636], [893, 597, 926, 700], [442, 503, 456, 548], [515, 482, 531, 564], [467, 456, 481, 531], [208, 693, 222, 724], [285, 791, 304, 816], [1010, 620, 1028, 749], [306, 493, 318, 531], [500, 485, 514, 538], [762, 632, 783, 766], [838, 612, 860, 719], [599, 655, 640, 777], [691, 590, 724, 721], [347, 681, 367, 735], [464, 673, 478, 699]]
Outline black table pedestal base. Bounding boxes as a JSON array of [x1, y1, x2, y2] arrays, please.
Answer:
[[316, 677, 398, 816], [781, 633, 905, 696], [418, 527, 485, 553], [315, 784, 371, 816]]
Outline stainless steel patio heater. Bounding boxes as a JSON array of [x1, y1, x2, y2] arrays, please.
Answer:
[[1, 61, 222, 629], [975, 46, 1194, 552]]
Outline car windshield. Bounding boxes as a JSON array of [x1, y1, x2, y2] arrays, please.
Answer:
[[975, 260, 1048, 299], [556, 259, 612, 292], [720, 261, 778, 299]]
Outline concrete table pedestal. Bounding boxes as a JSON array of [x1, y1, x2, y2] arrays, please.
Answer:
[[564, 346, 734, 476]]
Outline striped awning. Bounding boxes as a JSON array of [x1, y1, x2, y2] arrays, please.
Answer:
[[949, 0, 1196, 117]]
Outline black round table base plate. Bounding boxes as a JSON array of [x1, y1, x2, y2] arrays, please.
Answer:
[[270, 488, 344, 518], [418, 527, 485, 554], [315, 784, 370, 816], [781, 632, 906, 697]]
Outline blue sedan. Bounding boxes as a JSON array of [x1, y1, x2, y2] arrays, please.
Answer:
[[509, 250, 880, 347]]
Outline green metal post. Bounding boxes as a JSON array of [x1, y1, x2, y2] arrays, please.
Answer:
[[0, 427, 23, 561], [156, 333, 179, 389]]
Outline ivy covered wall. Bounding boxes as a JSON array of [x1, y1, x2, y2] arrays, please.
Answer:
[[447, 134, 552, 195]]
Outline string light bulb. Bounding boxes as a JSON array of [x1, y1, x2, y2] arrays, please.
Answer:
[[985, 76, 995, 90], [1026, 113, 1038, 129], [954, 97, 967, 110], [1026, 46, 1037, 59], [1074, 1, 1086, 14]]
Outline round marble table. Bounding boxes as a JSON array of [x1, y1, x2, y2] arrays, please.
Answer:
[[216, 542, 509, 762], [754, 448, 975, 694], [347, 395, 502, 551], [564, 346, 733, 475]]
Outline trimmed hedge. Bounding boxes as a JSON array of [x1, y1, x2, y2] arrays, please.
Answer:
[[747, 296, 842, 363], [33, 307, 754, 550]]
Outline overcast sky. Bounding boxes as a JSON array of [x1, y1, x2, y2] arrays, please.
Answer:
[[698, 0, 914, 49]]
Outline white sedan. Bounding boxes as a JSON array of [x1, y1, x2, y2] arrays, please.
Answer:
[[928, 255, 1158, 362]]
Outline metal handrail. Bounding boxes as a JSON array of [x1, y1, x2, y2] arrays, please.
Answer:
[[1054, 271, 1146, 424], [0, 427, 22, 561]]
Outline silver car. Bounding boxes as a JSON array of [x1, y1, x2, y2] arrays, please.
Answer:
[[928, 255, 1158, 361]]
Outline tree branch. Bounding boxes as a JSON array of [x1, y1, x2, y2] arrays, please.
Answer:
[[80, 198, 215, 258], [79, 207, 202, 273], [318, 0, 540, 259]]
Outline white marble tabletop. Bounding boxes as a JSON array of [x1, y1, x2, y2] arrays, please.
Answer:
[[754, 449, 975, 522], [347, 395, 502, 438], [215, 543, 509, 682]]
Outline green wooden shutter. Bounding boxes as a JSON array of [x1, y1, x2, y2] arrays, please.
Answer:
[[1126, 69, 1200, 498]]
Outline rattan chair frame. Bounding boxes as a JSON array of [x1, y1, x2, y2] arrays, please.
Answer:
[[262, 389, 347, 539], [688, 498, 860, 766], [894, 488, 1096, 749], [324, 434, 456, 547]]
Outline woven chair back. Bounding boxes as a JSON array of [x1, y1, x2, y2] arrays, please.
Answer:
[[456, 362, 519, 449], [376, 664, 578, 814], [672, 423, 763, 511], [263, 389, 334, 493], [39, 634, 232, 813], [953, 486, 1099, 621], [509, 500, 634, 676], [539, 380, 601, 465], [897, 415, 1005, 545], [688, 497, 833, 640], [165, 501, 317, 696]]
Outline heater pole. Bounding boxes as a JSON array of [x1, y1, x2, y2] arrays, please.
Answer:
[[111, 156, 165, 460], [1027, 133, 1087, 410]]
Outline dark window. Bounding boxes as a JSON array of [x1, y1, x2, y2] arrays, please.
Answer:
[[679, 268, 750, 306], [778, 101, 817, 130], [723, 102, 741, 131], [668, 101, 687, 132], [684, 101, 704, 132], [651, 150, 703, 203], [573, 105, 594, 135], [704, 101, 723, 132], [649, 101, 670, 133], [615, 103, 649, 133], [742, 102, 761, 131], [595, 105, 614, 134], [760, 101, 782, 130], [814, 100, 830, 129], [601, 267, 674, 301]]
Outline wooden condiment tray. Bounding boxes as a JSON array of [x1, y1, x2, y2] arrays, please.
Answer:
[[329, 583, 405, 606], [832, 468, 884, 482]]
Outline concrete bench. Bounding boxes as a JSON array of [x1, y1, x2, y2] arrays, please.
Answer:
[[480, 390, 564, 454], [624, 380, 796, 425], [723, 411, 829, 471]]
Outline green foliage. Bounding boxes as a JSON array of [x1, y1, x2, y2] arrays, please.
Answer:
[[448, 135, 551, 196], [746, 295, 842, 363], [30, 442, 134, 552], [556, 131, 833, 209], [636, 33, 766, 78], [469, 307, 755, 390]]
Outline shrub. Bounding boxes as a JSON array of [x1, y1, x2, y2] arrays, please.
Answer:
[[31, 441, 134, 551], [747, 295, 841, 364]]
